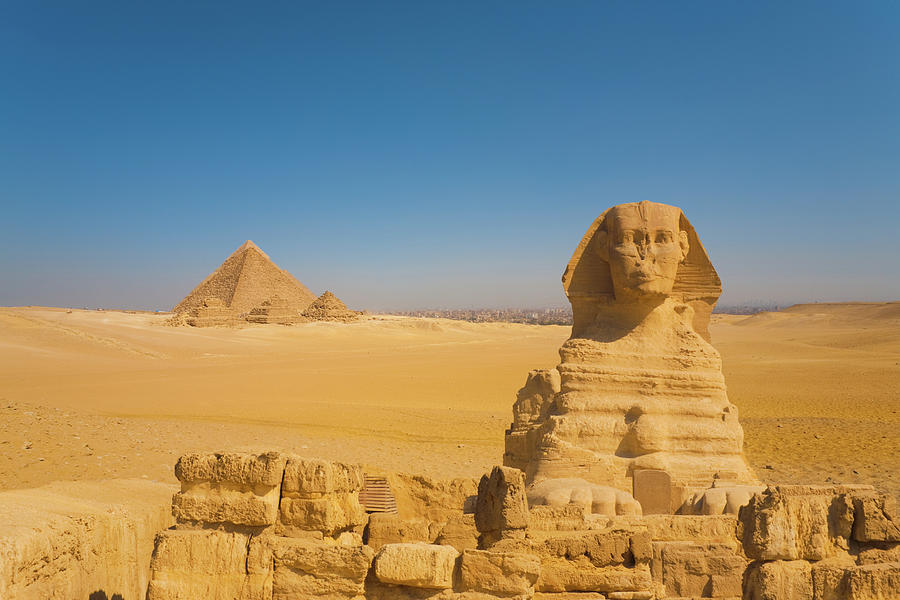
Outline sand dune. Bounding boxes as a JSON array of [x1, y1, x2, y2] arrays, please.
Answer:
[[0, 303, 897, 500]]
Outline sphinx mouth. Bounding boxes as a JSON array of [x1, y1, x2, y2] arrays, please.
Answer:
[[632, 273, 659, 283]]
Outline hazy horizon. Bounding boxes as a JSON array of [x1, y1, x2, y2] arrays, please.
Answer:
[[2, 2, 899, 311]]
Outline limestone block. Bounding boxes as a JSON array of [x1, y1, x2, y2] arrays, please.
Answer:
[[386, 472, 478, 523], [281, 456, 364, 496], [435, 513, 479, 552], [650, 541, 745, 598], [641, 514, 739, 547], [172, 452, 286, 527], [852, 492, 900, 543], [373, 543, 460, 589], [277, 455, 367, 536], [175, 451, 286, 486], [529, 504, 591, 532], [857, 543, 900, 565], [811, 559, 853, 600], [739, 485, 862, 561], [278, 494, 367, 537], [173, 486, 281, 527], [535, 528, 653, 594], [744, 560, 812, 600], [812, 559, 900, 600], [366, 513, 433, 551], [847, 562, 900, 600], [459, 549, 541, 596], [528, 478, 641, 517], [147, 530, 270, 600], [271, 537, 374, 599], [536, 560, 652, 595], [475, 466, 529, 534], [541, 528, 651, 566]]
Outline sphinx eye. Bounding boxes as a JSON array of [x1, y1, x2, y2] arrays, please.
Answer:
[[655, 231, 673, 244], [622, 231, 634, 244]]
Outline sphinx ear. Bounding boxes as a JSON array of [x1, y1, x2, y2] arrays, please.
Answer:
[[678, 230, 689, 261], [595, 229, 610, 262]]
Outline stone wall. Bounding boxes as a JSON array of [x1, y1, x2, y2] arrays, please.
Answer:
[[145, 453, 900, 600], [739, 485, 900, 599]]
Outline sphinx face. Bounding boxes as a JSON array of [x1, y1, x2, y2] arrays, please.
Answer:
[[601, 202, 688, 301]]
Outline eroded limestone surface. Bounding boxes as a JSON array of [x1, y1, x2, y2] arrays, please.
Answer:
[[0, 479, 174, 600]]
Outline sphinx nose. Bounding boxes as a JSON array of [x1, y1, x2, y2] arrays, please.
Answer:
[[636, 238, 650, 260]]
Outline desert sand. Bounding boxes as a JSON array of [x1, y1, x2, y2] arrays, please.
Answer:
[[0, 302, 898, 500]]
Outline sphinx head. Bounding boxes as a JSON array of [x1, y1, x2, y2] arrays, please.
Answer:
[[562, 200, 721, 340], [595, 201, 689, 302]]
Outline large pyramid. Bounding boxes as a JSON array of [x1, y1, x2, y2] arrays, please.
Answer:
[[174, 241, 317, 315]]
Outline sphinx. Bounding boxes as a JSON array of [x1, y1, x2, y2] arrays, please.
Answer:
[[505, 201, 757, 513]]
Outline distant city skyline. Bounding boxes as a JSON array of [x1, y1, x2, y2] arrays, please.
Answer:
[[2, 2, 898, 311]]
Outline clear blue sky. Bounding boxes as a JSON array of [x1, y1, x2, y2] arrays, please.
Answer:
[[2, 1, 898, 311]]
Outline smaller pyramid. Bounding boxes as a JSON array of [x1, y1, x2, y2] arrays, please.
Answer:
[[246, 295, 299, 325], [185, 297, 240, 327], [301, 291, 362, 323]]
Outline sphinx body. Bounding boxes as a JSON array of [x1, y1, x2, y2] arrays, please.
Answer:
[[505, 201, 756, 508]]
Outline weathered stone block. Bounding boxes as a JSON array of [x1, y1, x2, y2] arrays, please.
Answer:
[[536, 560, 652, 595], [278, 494, 367, 537], [534, 527, 653, 594], [172, 484, 281, 527], [475, 466, 529, 535], [847, 562, 900, 599], [739, 485, 863, 561], [812, 559, 900, 600], [642, 514, 739, 547], [744, 560, 812, 600], [172, 452, 286, 527], [852, 492, 900, 543], [529, 504, 591, 532], [373, 543, 460, 589], [271, 537, 373, 599], [460, 549, 541, 596], [175, 452, 286, 486], [281, 456, 364, 496], [650, 541, 745, 598], [435, 513, 479, 552], [366, 513, 433, 551], [147, 530, 271, 600], [857, 543, 900, 565], [542, 529, 650, 565]]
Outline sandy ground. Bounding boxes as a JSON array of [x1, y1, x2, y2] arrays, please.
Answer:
[[0, 303, 898, 500]]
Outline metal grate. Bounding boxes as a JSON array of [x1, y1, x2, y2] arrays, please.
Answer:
[[359, 475, 398, 514]]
